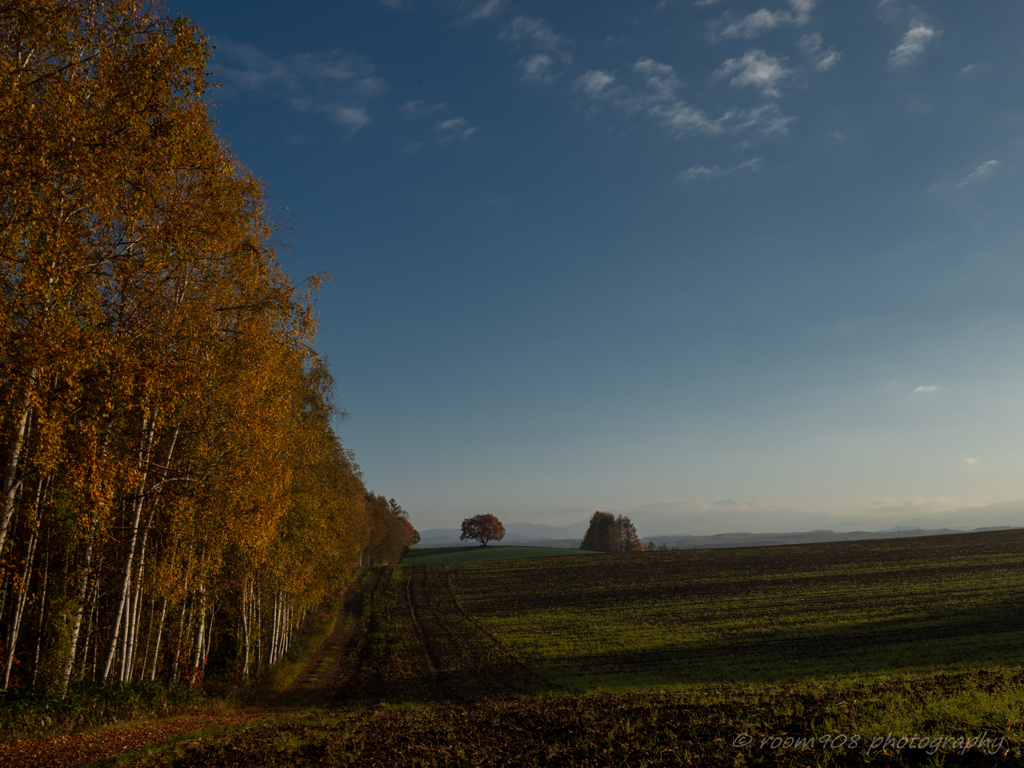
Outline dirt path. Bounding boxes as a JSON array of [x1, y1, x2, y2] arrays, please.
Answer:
[[0, 571, 377, 768], [270, 569, 376, 709]]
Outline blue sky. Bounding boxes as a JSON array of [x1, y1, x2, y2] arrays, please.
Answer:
[[173, 0, 1024, 534]]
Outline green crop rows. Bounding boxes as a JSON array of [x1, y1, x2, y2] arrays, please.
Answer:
[[125, 530, 1024, 766], [448, 530, 1024, 691]]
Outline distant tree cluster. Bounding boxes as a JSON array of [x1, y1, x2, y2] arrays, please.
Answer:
[[645, 542, 687, 551], [460, 514, 505, 547], [0, 1, 416, 694], [580, 512, 643, 553]]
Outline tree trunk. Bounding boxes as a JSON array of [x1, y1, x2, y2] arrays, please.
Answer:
[[2, 529, 37, 689], [60, 537, 93, 695], [148, 597, 167, 682], [101, 414, 155, 680], [0, 377, 35, 559], [30, 553, 49, 686]]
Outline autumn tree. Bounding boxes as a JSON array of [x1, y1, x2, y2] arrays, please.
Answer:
[[460, 514, 505, 547], [0, 0, 416, 694]]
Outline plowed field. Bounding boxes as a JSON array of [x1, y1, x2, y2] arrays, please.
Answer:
[[120, 529, 1024, 766]]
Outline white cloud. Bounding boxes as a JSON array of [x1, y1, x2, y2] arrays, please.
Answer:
[[649, 101, 724, 135], [401, 100, 447, 118], [720, 8, 788, 39], [964, 458, 979, 465], [713, 49, 793, 97], [876, 0, 900, 23], [798, 33, 841, 71], [730, 103, 796, 135], [575, 69, 616, 97], [214, 40, 384, 135], [466, 0, 506, 20], [960, 62, 990, 76], [330, 107, 369, 130], [634, 58, 686, 98], [912, 385, 937, 393], [502, 16, 565, 52], [501, 16, 572, 81], [710, 0, 816, 41], [521, 53, 556, 82], [693, 0, 725, 6], [436, 116, 479, 139], [678, 157, 762, 180], [576, 61, 795, 139], [957, 160, 999, 187], [889, 20, 938, 68]]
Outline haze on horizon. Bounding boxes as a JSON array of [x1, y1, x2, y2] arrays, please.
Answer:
[[176, 0, 1024, 536]]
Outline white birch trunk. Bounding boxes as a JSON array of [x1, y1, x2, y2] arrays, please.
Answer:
[[60, 538, 93, 695], [101, 414, 155, 680], [2, 529, 37, 689], [31, 554, 49, 686], [148, 597, 167, 682], [0, 378, 35, 559]]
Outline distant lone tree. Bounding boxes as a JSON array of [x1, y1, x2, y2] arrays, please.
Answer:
[[460, 514, 505, 547], [581, 511, 642, 553]]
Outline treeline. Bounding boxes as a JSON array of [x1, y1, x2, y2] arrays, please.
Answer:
[[0, 0, 414, 694]]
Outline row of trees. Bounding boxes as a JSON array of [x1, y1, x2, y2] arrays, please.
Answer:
[[0, 0, 415, 694]]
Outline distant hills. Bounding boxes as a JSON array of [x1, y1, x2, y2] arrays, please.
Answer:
[[414, 522, 1018, 550]]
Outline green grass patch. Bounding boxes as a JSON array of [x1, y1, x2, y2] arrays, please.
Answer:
[[400, 545, 599, 565]]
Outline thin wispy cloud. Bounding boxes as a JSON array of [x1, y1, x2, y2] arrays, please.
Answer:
[[913, 385, 937, 393], [401, 100, 447, 118], [678, 157, 762, 181], [466, 0, 506, 20], [957, 160, 999, 187], [502, 16, 565, 50], [709, 0, 816, 42], [889, 19, 938, 68], [500, 16, 573, 82], [960, 62, 990, 76], [436, 116, 479, 139], [713, 49, 792, 97], [964, 458, 979, 465], [521, 53, 559, 82], [214, 40, 385, 135], [575, 69, 616, 98], [575, 60, 794, 139], [798, 33, 841, 71], [694, 0, 725, 6], [876, 0, 901, 23]]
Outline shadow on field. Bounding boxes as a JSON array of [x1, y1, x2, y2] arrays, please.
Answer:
[[335, 592, 1024, 703], [520, 593, 1024, 691]]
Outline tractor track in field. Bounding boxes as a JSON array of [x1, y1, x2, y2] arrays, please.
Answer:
[[442, 564, 526, 666], [404, 567, 438, 676]]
